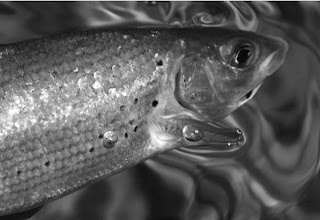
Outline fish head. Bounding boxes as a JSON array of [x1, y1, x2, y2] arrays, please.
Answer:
[[145, 29, 289, 158], [175, 29, 288, 122]]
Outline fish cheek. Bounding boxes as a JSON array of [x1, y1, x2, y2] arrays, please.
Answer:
[[207, 57, 257, 104], [228, 65, 259, 97], [174, 54, 214, 113], [204, 58, 238, 103]]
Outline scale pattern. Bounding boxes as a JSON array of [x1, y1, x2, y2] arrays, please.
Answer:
[[0, 29, 175, 215]]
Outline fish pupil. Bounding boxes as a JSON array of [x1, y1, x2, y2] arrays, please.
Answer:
[[235, 45, 252, 66]]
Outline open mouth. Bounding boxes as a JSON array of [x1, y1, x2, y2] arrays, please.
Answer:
[[245, 90, 253, 99], [238, 83, 263, 106]]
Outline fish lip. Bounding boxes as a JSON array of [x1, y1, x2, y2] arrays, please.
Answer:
[[237, 83, 263, 106]]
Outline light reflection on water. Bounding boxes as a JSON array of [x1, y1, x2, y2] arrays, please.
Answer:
[[0, 2, 319, 220]]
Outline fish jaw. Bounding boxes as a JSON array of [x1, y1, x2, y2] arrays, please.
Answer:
[[146, 111, 245, 157], [144, 74, 245, 157]]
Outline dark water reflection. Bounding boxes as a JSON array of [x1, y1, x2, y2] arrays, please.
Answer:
[[0, 2, 319, 220]]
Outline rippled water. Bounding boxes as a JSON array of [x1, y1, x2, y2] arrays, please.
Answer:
[[1, 2, 319, 220]]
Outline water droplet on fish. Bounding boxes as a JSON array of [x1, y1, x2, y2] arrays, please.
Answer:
[[103, 131, 118, 148], [183, 124, 204, 142]]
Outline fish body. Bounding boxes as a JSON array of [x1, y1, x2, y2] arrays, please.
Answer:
[[0, 28, 287, 215]]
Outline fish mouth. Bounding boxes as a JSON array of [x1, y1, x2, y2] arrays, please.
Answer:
[[238, 83, 262, 106]]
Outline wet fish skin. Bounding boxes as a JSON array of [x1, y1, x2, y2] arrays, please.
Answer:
[[0, 28, 286, 215], [0, 29, 171, 215]]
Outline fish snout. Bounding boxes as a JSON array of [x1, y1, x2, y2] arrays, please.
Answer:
[[261, 37, 288, 76]]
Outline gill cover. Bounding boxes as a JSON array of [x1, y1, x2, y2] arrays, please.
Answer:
[[174, 53, 218, 120]]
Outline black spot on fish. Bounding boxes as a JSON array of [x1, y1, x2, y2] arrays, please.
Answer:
[[134, 98, 138, 104], [156, 59, 163, 66], [17, 170, 21, 176], [125, 133, 128, 138], [152, 100, 158, 107], [89, 147, 94, 153], [155, 54, 164, 66], [44, 161, 50, 167]]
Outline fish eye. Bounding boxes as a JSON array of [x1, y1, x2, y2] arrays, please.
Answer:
[[231, 43, 254, 68], [219, 40, 259, 69]]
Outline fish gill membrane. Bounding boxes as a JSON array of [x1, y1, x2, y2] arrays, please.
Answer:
[[0, 27, 287, 217]]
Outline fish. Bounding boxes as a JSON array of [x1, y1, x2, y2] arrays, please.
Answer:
[[0, 27, 287, 217]]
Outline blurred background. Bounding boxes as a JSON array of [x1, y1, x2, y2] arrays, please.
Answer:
[[0, 2, 320, 220]]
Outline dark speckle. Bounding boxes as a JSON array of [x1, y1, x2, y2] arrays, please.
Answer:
[[152, 100, 158, 107], [125, 133, 128, 138], [17, 170, 21, 176], [44, 161, 50, 167], [245, 90, 253, 99], [134, 98, 138, 104], [89, 147, 94, 153], [156, 60, 163, 66], [120, 105, 125, 111]]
